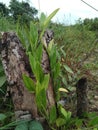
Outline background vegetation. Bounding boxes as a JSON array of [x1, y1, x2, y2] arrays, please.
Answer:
[[0, 0, 98, 129]]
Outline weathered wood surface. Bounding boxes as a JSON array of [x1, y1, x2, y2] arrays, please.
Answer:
[[76, 77, 88, 118], [42, 30, 55, 110], [0, 30, 55, 121], [0, 32, 37, 120]]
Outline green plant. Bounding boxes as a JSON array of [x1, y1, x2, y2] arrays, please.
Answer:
[[50, 21, 98, 114], [56, 106, 72, 129], [18, 8, 60, 129], [20, 8, 59, 110], [1, 2, 98, 129], [0, 112, 16, 130], [15, 120, 44, 130]]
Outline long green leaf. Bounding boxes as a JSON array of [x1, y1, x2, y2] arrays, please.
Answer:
[[29, 52, 36, 76], [63, 64, 73, 74], [35, 61, 44, 82], [29, 52, 44, 82], [40, 8, 59, 39], [44, 8, 60, 27], [22, 74, 36, 92], [36, 44, 43, 62], [41, 74, 50, 90], [30, 22, 38, 50], [39, 13, 46, 28], [60, 107, 67, 118], [53, 62, 60, 80], [17, 29, 27, 49], [56, 118, 66, 127], [49, 106, 57, 124], [36, 82, 47, 109]]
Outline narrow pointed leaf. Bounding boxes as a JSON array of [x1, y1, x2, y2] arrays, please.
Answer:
[[56, 118, 66, 127], [41, 74, 50, 90], [60, 107, 67, 118], [63, 65, 73, 74], [40, 8, 59, 39], [49, 106, 57, 124], [30, 22, 38, 49], [44, 8, 60, 27], [22, 74, 35, 92], [40, 13, 46, 28]]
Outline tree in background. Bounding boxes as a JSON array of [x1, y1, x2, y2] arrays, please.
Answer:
[[9, 0, 38, 25], [83, 18, 98, 31], [0, 3, 9, 17]]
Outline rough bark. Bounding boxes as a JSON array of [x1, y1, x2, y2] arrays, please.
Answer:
[[0, 30, 56, 121], [76, 77, 88, 118], [0, 32, 38, 120]]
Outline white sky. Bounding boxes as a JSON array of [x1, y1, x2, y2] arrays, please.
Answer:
[[1, 0, 98, 24]]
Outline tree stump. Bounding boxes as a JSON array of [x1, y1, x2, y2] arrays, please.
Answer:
[[42, 30, 56, 110], [0, 32, 38, 120], [76, 77, 88, 118], [0, 30, 56, 122]]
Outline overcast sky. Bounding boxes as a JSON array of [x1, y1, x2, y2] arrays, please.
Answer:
[[1, 0, 98, 24]]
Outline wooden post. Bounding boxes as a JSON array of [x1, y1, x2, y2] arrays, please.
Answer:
[[76, 77, 88, 118]]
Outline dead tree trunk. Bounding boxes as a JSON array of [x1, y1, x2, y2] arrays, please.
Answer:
[[0, 31, 56, 122], [76, 77, 88, 118], [0, 32, 38, 120], [42, 30, 56, 110]]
